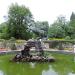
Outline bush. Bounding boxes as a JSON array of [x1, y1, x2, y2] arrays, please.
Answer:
[[9, 37, 16, 41], [9, 43, 17, 50], [65, 36, 71, 40], [48, 38, 64, 40], [58, 43, 64, 50], [16, 39, 26, 43]]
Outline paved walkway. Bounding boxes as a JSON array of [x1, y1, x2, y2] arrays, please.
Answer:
[[0, 49, 74, 55]]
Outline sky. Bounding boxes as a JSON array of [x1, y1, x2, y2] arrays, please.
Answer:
[[0, 0, 75, 24]]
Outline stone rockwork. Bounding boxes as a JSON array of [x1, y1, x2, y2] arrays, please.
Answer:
[[11, 40, 55, 62]]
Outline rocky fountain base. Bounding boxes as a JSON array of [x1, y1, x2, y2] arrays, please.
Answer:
[[11, 40, 55, 62], [12, 54, 55, 62]]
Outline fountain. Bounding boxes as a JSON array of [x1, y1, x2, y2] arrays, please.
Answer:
[[12, 39, 55, 62], [11, 25, 55, 62]]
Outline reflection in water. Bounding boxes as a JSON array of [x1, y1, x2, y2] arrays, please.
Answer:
[[74, 56, 75, 62], [0, 70, 4, 75], [0, 54, 75, 75], [68, 73, 75, 75], [42, 65, 58, 75], [30, 62, 36, 68]]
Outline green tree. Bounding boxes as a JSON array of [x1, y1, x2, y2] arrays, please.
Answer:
[[48, 23, 65, 38], [69, 12, 75, 39], [7, 3, 33, 40], [70, 12, 75, 21], [32, 21, 49, 38], [48, 16, 66, 38], [0, 22, 7, 33], [0, 22, 9, 39]]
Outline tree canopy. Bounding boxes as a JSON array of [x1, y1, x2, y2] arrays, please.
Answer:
[[0, 3, 75, 40], [48, 16, 66, 38], [7, 3, 33, 40]]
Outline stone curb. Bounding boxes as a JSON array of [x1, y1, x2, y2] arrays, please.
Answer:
[[0, 49, 75, 55]]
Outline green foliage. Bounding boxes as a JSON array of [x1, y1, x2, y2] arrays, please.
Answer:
[[48, 21, 65, 38], [48, 14, 75, 39], [69, 12, 75, 39], [33, 21, 49, 37], [70, 12, 75, 21], [9, 37, 16, 42], [48, 38, 64, 40], [41, 21, 49, 36], [0, 4, 75, 40], [10, 43, 17, 50], [0, 22, 9, 39], [16, 39, 26, 43], [65, 36, 71, 40], [48, 16, 67, 38], [7, 3, 33, 40]]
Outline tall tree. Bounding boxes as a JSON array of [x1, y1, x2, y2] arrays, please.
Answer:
[[7, 3, 33, 40], [69, 12, 75, 39], [70, 12, 75, 21], [48, 16, 67, 38], [0, 22, 9, 39], [31, 21, 49, 38], [48, 22, 65, 38]]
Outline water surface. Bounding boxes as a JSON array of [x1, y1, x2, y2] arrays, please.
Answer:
[[0, 53, 75, 75]]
